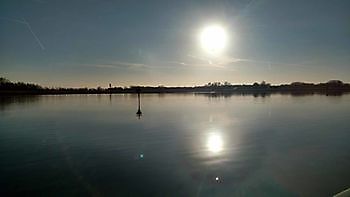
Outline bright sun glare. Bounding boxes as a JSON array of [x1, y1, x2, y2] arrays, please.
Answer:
[[207, 133, 223, 153], [200, 25, 228, 55]]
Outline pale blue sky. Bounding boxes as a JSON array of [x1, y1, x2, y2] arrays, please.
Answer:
[[1, 0, 349, 87]]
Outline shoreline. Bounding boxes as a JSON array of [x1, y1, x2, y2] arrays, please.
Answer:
[[1, 89, 350, 96]]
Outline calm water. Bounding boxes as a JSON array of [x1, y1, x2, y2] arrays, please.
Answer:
[[1, 94, 350, 196]]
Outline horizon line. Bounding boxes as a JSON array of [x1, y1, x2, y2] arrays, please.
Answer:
[[1, 77, 348, 89]]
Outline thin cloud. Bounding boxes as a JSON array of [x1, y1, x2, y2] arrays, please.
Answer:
[[164, 58, 227, 69], [93, 61, 149, 69], [187, 54, 231, 68], [96, 59, 230, 70], [90, 57, 237, 72], [187, 54, 309, 70], [164, 61, 188, 66]]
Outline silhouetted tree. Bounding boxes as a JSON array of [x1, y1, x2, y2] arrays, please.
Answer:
[[327, 80, 343, 85], [0, 77, 10, 84]]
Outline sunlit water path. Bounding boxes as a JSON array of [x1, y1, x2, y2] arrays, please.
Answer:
[[1, 94, 350, 196]]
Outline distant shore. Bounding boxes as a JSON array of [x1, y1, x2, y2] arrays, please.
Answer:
[[1, 77, 350, 96]]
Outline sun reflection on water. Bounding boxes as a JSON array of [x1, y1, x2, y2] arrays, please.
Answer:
[[207, 133, 223, 153]]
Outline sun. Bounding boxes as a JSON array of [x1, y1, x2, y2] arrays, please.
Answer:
[[200, 25, 228, 55]]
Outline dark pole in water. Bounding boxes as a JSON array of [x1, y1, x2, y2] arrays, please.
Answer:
[[136, 88, 142, 118]]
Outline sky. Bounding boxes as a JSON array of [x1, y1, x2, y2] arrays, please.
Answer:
[[0, 0, 349, 87]]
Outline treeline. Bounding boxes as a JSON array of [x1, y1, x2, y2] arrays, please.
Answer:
[[0, 77, 42, 91], [0, 77, 108, 94], [1, 77, 350, 95]]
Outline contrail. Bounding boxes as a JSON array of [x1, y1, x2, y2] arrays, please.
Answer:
[[0, 17, 45, 50], [22, 18, 45, 50], [235, 0, 260, 21], [0, 16, 27, 24]]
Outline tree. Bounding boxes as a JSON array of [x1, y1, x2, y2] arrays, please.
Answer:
[[327, 80, 343, 85], [224, 81, 231, 86], [0, 77, 10, 84]]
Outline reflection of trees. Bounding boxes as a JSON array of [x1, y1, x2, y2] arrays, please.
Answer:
[[196, 91, 349, 98], [196, 92, 272, 98], [0, 96, 40, 111]]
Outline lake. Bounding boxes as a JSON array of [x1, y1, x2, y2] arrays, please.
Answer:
[[1, 94, 350, 196]]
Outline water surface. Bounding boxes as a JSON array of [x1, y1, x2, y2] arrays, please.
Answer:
[[1, 94, 350, 196]]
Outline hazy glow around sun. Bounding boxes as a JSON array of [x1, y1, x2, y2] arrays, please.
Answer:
[[200, 25, 228, 55]]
